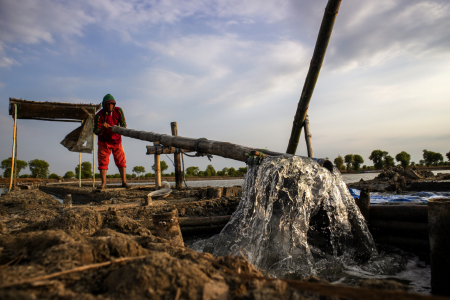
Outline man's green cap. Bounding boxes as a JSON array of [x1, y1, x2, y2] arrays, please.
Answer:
[[103, 94, 116, 104]]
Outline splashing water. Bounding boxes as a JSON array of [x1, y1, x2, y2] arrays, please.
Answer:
[[212, 156, 377, 278]]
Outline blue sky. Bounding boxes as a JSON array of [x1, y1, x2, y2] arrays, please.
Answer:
[[1, 0, 449, 176]]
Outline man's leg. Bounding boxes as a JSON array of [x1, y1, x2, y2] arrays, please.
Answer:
[[100, 169, 107, 188], [98, 141, 111, 189], [111, 142, 129, 188]]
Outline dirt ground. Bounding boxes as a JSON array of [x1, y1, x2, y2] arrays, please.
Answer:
[[0, 188, 418, 300], [347, 166, 450, 192]]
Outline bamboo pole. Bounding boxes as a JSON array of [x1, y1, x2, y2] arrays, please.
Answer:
[[154, 141, 161, 190], [93, 133, 95, 187], [171, 122, 182, 189], [79, 152, 81, 187], [303, 115, 314, 158], [286, 0, 342, 155], [8, 104, 17, 192], [13, 118, 18, 187], [110, 126, 334, 172]]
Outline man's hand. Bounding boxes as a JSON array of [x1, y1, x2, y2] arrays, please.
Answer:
[[103, 122, 111, 129]]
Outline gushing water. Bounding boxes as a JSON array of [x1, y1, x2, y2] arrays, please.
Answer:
[[212, 156, 377, 278]]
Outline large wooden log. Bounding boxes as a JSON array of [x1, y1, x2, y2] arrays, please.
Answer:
[[111, 126, 334, 171], [146, 145, 191, 155]]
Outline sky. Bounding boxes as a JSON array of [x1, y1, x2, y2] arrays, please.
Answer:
[[0, 0, 449, 176]]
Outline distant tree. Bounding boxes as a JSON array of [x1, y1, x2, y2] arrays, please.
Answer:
[[63, 171, 76, 179], [423, 149, 444, 166], [419, 160, 425, 166], [395, 151, 411, 169], [369, 150, 387, 169], [145, 172, 154, 177], [204, 169, 212, 177], [75, 161, 93, 179], [19, 174, 30, 178], [384, 155, 395, 167], [152, 161, 169, 173], [238, 167, 248, 174], [198, 171, 205, 177], [49, 173, 59, 179], [334, 155, 344, 171], [410, 161, 415, 167], [1, 157, 28, 178], [222, 167, 229, 176], [353, 155, 364, 171], [186, 166, 199, 176], [217, 171, 224, 176], [206, 165, 216, 176], [29, 159, 50, 178], [446, 151, 450, 161], [344, 154, 354, 171], [228, 167, 236, 176], [132, 166, 146, 177]]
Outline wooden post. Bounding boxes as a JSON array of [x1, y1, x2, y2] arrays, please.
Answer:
[[9, 104, 17, 192], [304, 115, 314, 158], [93, 133, 95, 187], [286, 0, 342, 155], [428, 198, 450, 296], [154, 141, 161, 190], [13, 118, 18, 188], [171, 122, 182, 189], [79, 152, 82, 187]]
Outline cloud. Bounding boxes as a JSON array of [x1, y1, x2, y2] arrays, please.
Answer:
[[144, 34, 309, 109], [326, 0, 450, 71]]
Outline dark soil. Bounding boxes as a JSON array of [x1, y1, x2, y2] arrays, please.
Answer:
[[347, 166, 450, 192], [0, 188, 413, 299]]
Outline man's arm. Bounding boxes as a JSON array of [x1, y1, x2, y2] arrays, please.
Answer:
[[118, 108, 127, 128], [93, 114, 109, 135]]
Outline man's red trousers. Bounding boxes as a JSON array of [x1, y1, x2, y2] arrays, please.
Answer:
[[97, 141, 126, 170]]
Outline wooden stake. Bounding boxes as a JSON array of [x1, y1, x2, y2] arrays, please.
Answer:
[[154, 141, 161, 190], [303, 115, 314, 158], [9, 104, 17, 192], [286, 0, 342, 155], [93, 133, 95, 187], [79, 152, 81, 187], [171, 122, 182, 189]]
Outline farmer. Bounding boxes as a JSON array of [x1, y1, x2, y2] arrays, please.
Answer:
[[94, 94, 130, 189]]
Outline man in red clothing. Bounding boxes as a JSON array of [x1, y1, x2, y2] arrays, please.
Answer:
[[94, 94, 130, 189]]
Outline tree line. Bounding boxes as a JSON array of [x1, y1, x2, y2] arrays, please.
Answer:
[[333, 150, 450, 171], [0, 157, 248, 179], [2, 149, 449, 179]]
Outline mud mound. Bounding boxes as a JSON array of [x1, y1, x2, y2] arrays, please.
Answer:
[[0, 189, 61, 207], [376, 166, 434, 181], [101, 210, 152, 237], [48, 208, 103, 236]]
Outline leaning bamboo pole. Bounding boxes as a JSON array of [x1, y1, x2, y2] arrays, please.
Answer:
[[111, 126, 333, 171], [8, 104, 17, 192], [286, 0, 342, 155]]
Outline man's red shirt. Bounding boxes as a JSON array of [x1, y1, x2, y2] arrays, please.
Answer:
[[94, 107, 127, 144]]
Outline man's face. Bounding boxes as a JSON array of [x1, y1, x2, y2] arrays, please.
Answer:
[[106, 103, 114, 112]]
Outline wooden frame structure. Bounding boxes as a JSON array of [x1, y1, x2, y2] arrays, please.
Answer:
[[8, 98, 101, 191]]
